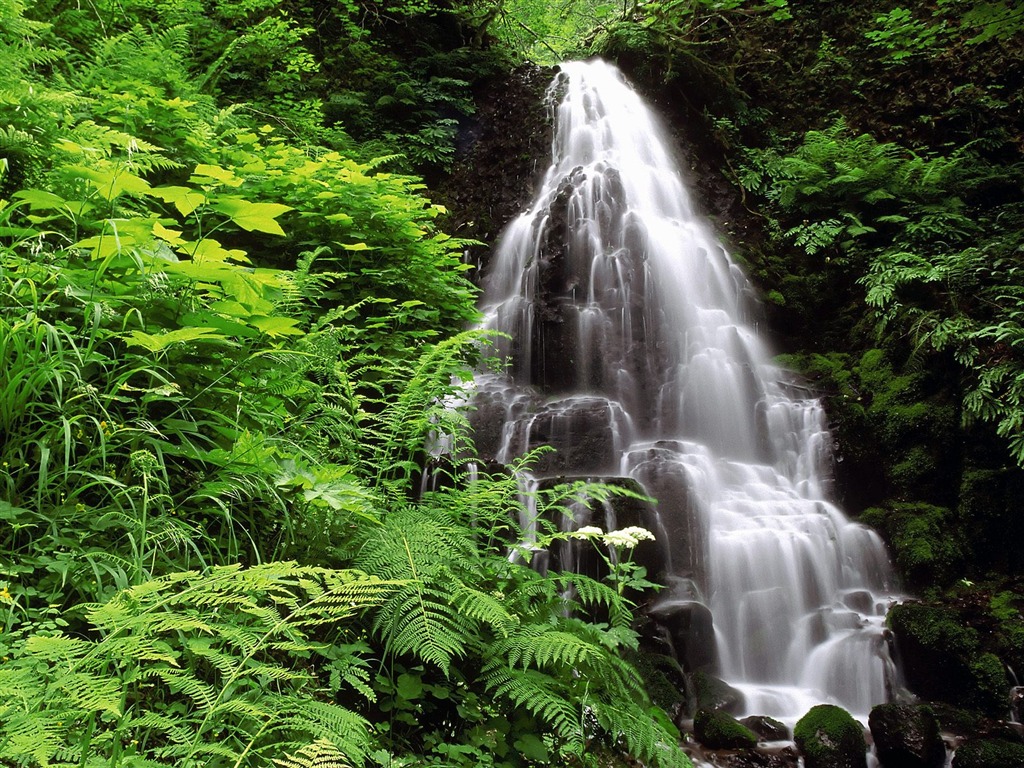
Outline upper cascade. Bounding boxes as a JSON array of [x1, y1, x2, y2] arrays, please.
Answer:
[[472, 58, 901, 722]]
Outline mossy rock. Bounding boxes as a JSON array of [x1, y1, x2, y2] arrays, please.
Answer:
[[888, 602, 1009, 716], [794, 704, 867, 768], [859, 503, 965, 590], [951, 738, 1024, 768], [694, 707, 759, 750]]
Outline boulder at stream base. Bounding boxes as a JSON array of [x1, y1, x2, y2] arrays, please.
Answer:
[[868, 702, 946, 768], [694, 707, 759, 749], [794, 704, 867, 768], [951, 738, 1024, 768], [740, 715, 789, 742], [690, 670, 745, 714]]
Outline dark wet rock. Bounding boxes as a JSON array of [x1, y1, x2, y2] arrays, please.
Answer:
[[926, 702, 982, 737], [740, 715, 789, 742], [519, 398, 622, 473], [694, 707, 759, 750], [436, 64, 554, 251], [794, 704, 867, 768], [691, 670, 745, 714], [843, 589, 875, 614], [868, 702, 946, 768], [627, 448, 703, 584], [951, 738, 1024, 768], [720, 746, 800, 768], [648, 598, 717, 673]]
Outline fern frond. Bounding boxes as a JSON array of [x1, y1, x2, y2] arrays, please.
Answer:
[[483, 665, 582, 740], [499, 626, 604, 670], [56, 671, 122, 716], [372, 582, 474, 673], [148, 667, 219, 709], [451, 582, 518, 636], [589, 699, 689, 768], [275, 739, 355, 768]]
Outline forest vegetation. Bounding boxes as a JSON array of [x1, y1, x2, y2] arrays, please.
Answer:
[[1, 0, 1022, 766]]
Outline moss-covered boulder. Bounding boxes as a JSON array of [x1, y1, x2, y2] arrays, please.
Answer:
[[951, 738, 1024, 768], [859, 503, 965, 591], [868, 702, 946, 768], [694, 707, 759, 749], [794, 704, 867, 768], [888, 602, 1009, 716]]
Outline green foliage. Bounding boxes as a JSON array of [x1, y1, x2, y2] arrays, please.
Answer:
[[866, 1, 1024, 64], [346, 474, 688, 768], [0, 9, 688, 766], [0, 563, 393, 767], [743, 116, 1024, 469]]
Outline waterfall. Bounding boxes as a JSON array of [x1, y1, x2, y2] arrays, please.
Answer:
[[472, 59, 900, 723]]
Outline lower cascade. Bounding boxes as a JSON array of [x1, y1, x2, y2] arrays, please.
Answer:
[[471, 59, 902, 723]]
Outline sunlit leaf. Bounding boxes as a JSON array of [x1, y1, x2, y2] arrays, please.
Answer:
[[211, 197, 291, 236], [125, 326, 227, 352], [150, 186, 208, 217], [178, 238, 250, 264], [249, 315, 304, 337], [191, 163, 243, 187]]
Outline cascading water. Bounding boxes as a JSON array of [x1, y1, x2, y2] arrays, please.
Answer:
[[471, 59, 901, 723]]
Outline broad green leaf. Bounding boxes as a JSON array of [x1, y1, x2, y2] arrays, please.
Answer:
[[342, 242, 372, 251], [220, 274, 274, 313], [150, 186, 207, 217], [178, 238, 250, 264], [125, 326, 225, 352], [74, 232, 131, 260], [153, 221, 185, 246], [396, 673, 424, 700], [13, 189, 67, 210], [248, 315, 304, 337], [68, 165, 152, 201], [191, 164, 243, 187], [182, 311, 260, 339], [211, 197, 291, 236], [513, 735, 548, 762]]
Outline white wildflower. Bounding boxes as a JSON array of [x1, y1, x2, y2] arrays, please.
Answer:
[[617, 526, 655, 542], [603, 526, 656, 549], [571, 525, 604, 539]]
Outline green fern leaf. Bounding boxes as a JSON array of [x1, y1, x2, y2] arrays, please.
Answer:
[[275, 739, 355, 768]]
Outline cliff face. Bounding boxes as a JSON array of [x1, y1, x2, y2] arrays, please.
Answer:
[[438, 4, 1024, 734], [435, 64, 556, 264]]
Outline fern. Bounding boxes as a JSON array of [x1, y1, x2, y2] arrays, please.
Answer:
[[357, 507, 482, 672], [0, 562, 396, 768], [482, 665, 582, 739], [276, 739, 355, 768]]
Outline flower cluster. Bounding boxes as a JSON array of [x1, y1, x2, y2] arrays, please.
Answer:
[[571, 525, 655, 549]]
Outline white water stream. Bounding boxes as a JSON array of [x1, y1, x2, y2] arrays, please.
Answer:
[[474, 59, 900, 722]]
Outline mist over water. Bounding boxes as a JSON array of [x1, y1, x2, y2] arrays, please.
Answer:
[[474, 58, 900, 721]]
